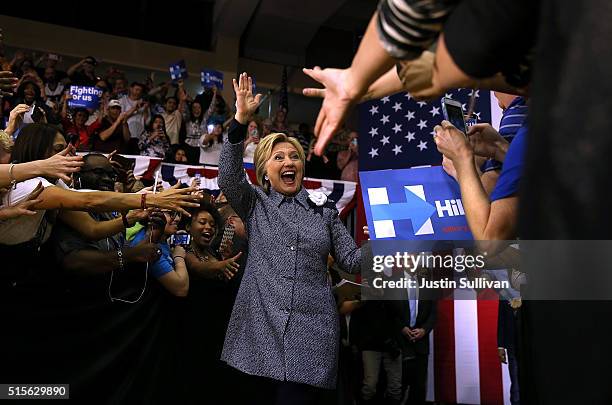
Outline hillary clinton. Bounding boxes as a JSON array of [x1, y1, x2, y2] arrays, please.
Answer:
[[218, 73, 361, 403]]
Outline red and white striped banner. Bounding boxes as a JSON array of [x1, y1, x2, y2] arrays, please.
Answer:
[[427, 288, 512, 405]]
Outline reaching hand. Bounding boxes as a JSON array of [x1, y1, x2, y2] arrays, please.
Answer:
[[0, 181, 44, 220], [0, 71, 18, 97], [150, 183, 201, 217], [219, 251, 242, 281], [302, 66, 360, 156], [233, 72, 261, 124], [37, 145, 84, 183]]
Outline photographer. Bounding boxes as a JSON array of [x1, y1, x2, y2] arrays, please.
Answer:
[[138, 114, 170, 158], [119, 82, 150, 144], [129, 210, 189, 297]]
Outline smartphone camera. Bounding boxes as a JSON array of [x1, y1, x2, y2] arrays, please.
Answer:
[[169, 231, 191, 247]]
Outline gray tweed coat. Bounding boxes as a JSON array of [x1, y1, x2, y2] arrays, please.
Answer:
[[218, 124, 361, 389]]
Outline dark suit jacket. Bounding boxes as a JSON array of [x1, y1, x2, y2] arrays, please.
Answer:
[[385, 275, 438, 356], [497, 300, 517, 351]]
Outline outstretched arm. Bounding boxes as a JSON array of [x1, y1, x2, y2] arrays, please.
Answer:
[[218, 73, 261, 219]]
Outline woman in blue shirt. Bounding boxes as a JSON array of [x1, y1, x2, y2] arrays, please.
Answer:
[[130, 210, 189, 296]]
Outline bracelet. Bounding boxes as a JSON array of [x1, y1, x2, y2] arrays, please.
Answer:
[[8, 163, 17, 190], [141, 193, 147, 209], [174, 256, 185, 261], [122, 213, 130, 228], [117, 249, 125, 271]]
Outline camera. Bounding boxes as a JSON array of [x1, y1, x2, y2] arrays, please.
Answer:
[[169, 231, 191, 247]]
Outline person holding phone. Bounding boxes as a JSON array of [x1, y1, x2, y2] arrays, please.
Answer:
[[219, 73, 361, 404], [184, 89, 217, 164], [138, 114, 170, 158], [243, 119, 262, 163], [198, 122, 224, 165], [129, 210, 189, 296]]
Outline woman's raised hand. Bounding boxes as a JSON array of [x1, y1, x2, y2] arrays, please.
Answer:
[[149, 182, 202, 217], [233, 72, 261, 124]]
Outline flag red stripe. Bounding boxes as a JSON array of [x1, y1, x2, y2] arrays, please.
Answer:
[[477, 291, 504, 404], [141, 159, 162, 180], [434, 298, 457, 403], [302, 179, 323, 189]]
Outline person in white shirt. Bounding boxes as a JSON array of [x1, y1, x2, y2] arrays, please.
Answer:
[[119, 82, 149, 140], [199, 123, 224, 165]]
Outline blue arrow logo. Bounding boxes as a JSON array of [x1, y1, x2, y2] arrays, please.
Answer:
[[370, 187, 436, 233]]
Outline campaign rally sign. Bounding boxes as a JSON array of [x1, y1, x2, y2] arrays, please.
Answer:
[[169, 60, 188, 81], [201, 69, 224, 90], [360, 166, 472, 241], [68, 86, 102, 109]]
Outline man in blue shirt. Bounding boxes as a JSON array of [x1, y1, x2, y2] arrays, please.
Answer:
[[433, 114, 527, 240]]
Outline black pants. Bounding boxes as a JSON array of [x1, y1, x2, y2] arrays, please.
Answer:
[[234, 371, 324, 405], [402, 354, 428, 405]]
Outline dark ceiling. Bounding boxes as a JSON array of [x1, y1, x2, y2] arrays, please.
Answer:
[[1, 0, 375, 68]]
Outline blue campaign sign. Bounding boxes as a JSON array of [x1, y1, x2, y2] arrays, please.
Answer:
[[360, 166, 473, 241], [169, 60, 188, 81], [68, 86, 103, 109], [201, 69, 224, 90]]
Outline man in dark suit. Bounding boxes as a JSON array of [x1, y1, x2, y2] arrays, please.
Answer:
[[386, 270, 437, 405]]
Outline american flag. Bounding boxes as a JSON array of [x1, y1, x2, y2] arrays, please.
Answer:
[[359, 89, 491, 171], [358, 91, 513, 404]]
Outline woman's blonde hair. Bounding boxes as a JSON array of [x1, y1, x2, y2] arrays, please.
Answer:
[[0, 130, 14, 154], [254, 132, 305, 193]]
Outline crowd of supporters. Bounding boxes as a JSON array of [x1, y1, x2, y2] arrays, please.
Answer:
[[0, 47, 358, 182]]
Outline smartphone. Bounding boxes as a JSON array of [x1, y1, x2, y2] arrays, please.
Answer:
[[169, 232, 191, 247], [30, 104, 44, 123], [48, 53, 60, 61], [67, 133, 79, 147], [207, 124, 215, 134], [194, 172, 202, 189], [441, 98, 468, 134]]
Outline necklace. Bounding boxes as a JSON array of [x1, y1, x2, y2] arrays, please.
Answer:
[[190, 242, 210, 262]]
